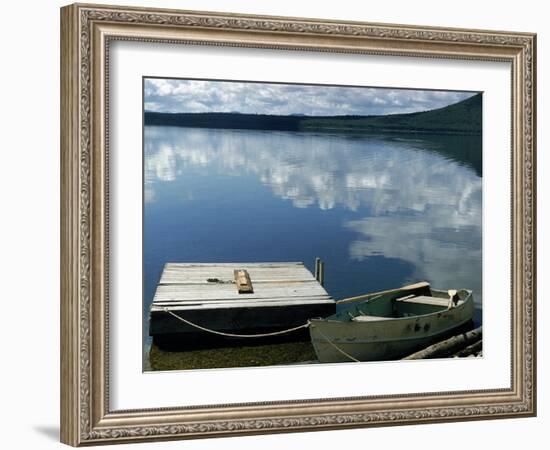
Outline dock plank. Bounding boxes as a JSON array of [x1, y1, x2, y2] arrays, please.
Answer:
[[160, 264, 315, 284], [165, 262, 303, 267], [153, 281, 329, 302], [151, 297, 336, 311]]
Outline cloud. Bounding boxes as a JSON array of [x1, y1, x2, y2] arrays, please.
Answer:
[[144, 78, 476, 116]]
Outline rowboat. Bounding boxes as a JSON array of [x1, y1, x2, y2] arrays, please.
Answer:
[[308, 282, 474, 363]]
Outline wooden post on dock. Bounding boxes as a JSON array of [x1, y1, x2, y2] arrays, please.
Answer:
[[314, 257, 321, 281], [318, 260, 325, 286]]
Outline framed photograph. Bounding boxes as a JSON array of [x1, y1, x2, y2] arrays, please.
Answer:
[[60, 3, 536, 446]]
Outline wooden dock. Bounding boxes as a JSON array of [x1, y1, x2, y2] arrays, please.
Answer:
[[149, 262, 335, 349]]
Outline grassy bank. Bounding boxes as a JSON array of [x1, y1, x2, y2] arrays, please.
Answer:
[[149, 341, 318, 371]]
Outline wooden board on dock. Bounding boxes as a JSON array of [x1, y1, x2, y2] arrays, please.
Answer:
[[149, 262, 336, 348]]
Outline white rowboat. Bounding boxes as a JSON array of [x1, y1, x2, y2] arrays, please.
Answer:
[[309, 283, 474, 363]]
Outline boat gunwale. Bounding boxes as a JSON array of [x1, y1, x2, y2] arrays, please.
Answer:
[[310, 289, 474, 325]]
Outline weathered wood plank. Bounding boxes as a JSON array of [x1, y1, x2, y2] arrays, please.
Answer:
[[158, 278, 316, 285], [234, 269, 254, 293], [159, 264, 315, 284], [152, 295, 331, 305], [162, 268, 313, 274], [151, 297, 336, 311], [163, 265, 310, 272], [154, 281, 325, 291], [337, 281, 430, 304], [153, 283, 329, 302], [396, 295, 450, 307], [154, 295, 332, 304], [161, 273, 314, 281], [155, 280, 324, 292], [165, 262, 303, 267]]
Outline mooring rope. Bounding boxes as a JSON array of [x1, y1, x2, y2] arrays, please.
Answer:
[[163, 308, 310, 338], [312, 326, 361, 363], [163, 308, 361, 363]]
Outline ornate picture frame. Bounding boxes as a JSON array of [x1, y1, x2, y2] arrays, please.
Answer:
[[60, 3, 536, 446]]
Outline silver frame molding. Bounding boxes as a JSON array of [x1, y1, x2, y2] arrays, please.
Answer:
[[60, 3, 536, 446]]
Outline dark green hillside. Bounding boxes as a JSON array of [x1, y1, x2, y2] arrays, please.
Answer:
[[144, 112, 302, 131], [299, 93, 481, 134], [144, 93, 482, 135]]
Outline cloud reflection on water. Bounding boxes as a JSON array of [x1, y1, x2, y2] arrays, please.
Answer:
[[144, 126, 482, 301]]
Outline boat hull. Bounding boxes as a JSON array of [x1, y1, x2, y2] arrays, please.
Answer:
[[309, 291, 474, 363]]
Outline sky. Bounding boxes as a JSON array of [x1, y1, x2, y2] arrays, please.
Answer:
[[144, 78, 476, 117]]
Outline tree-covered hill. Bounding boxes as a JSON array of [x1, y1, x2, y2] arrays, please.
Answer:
[[144, 93, 481, 135]]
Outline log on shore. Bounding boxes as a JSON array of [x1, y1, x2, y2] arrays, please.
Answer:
[[403, 326, 482, 360], [452, 339, 483, 358]]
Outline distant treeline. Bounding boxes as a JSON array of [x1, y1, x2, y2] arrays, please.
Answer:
[[144, 112, 304, 131], [145, 93, 482, 135]]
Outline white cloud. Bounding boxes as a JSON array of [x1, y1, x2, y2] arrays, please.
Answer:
[[144, 78, 476, 116]]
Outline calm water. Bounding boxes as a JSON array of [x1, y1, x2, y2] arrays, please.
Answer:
[[143, 126, 482, 348]]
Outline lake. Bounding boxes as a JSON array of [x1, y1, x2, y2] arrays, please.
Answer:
[[143, 125, 482, 365]]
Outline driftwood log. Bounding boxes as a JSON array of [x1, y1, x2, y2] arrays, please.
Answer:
[[403, 326, 482, 360], [451, 339, 483, 358]]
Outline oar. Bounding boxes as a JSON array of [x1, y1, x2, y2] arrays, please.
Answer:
[[336, 281, 430, 305]]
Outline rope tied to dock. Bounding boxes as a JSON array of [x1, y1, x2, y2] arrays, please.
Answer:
[[311, 326, 361, 363], [163, 308, 310, 338], [163, 308, 361, 363]]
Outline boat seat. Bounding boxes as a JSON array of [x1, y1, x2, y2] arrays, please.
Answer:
[[396, 295, 452, 307], [352, 315, 393, 322]]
